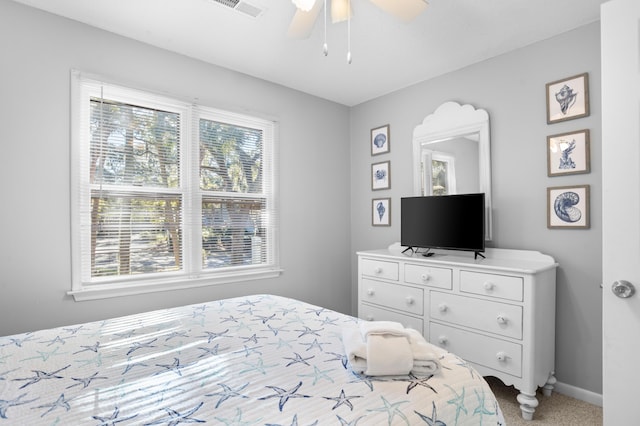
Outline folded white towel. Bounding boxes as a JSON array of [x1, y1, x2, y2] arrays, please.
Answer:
[[405, 328, 443, 375], [342, 323, 443, 376], [359, 320, 408, 340], [365, 333, 413, 376]]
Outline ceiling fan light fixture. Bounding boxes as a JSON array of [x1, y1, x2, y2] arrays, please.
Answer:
[[331, 0, 352, 23], [292, 0, 317, 12], [369, 0, 428, 22]]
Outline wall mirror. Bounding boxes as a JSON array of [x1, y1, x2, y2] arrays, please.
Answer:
[[413, 101, 492, 240]]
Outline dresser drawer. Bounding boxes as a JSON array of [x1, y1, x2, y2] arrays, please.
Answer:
[[405, 264, 452, 289], [430, 292, 523, 339], [361, 279, 423, 315], [430, 322, 522, 377], [359, 303, 424, 333], [361, 258, 399, 281], [460, 270, 523, 301]]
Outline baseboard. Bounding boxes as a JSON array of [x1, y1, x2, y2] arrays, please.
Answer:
[[554, 381, 603, 407]]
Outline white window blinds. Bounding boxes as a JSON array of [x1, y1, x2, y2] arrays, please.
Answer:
[[70, 71, 279, 300]]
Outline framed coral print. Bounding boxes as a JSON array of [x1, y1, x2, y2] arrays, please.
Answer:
[[547, 129, 591, 176], [546, 73, 590, 124], [372, 198, 391, 226], [547, 185, 590, 229], [371, 161, 391, 190], [371, 124, 390, 155]]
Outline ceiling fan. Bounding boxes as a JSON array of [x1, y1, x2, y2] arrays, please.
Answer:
[[288, 0, 429, 39]]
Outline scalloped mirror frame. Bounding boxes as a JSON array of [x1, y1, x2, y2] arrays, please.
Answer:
[[413, 101, 492, 240]]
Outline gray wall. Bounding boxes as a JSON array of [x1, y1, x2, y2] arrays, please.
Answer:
[[349, 23, 603, 394], [0, 1, 351, 333]]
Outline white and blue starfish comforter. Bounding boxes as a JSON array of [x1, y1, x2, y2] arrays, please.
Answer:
[[0, 294, 505, 425]]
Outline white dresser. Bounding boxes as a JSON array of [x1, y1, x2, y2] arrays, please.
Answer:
[[357, 246, 558, 420]]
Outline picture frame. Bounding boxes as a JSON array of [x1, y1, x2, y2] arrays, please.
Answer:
[[547, 185, 590, 229], [371, 124, 390, 155], [546, 73, 590, 124], [372, 198, 391, 226], [371, 160, 391, 190], [547, 129, 591, 176]]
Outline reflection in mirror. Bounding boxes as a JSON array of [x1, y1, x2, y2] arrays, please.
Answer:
[[413, 102, 492, 240]]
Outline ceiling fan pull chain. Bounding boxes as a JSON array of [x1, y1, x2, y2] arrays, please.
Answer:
[[323, 0, 328, 56], [347, 0, 352, 64]]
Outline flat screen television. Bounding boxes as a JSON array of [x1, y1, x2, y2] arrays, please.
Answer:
[[401, 193, 485, 257]]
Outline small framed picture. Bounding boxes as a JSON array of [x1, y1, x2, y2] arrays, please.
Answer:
[[546, 73, 590, 124], [372, 198, 391, 226], [547, 185, 590, 229], [371, 124, 390, 155], [371, 161, 391, 190], [547, 129, 591, 176]]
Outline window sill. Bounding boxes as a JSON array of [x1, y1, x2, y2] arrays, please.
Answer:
[[68, 268, 283, 301]]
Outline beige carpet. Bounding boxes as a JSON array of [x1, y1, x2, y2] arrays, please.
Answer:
[[486, 376, 603, 425]]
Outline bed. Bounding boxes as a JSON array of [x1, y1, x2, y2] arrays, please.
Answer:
[[0, 294, 505, 425]]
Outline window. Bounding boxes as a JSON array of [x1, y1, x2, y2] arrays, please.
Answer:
[[70, 71, 279, 300]]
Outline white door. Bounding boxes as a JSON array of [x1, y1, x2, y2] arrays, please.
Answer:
[[601, 0, 640, 424]]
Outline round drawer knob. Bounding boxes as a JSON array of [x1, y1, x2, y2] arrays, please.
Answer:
[[421, 273, 430, 281], [367, 288, 375, 296], [438, 336, 448, 345], [438, 303, 448, 313], [484, 281, 495, 291], [496, 315, 507, 325], [374, 267, 383, 274], [496, 351, 509, 362], [405, 296, 415, 305]]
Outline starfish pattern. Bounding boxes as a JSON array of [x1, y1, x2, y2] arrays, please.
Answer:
[[39, 335, 75, 346], [299, 338, 326, 352], [263, 324, 288, 336], [295, 326, 323, 338], [73, 341, 101, 354], [258, 381, 311, 411], [444, 383, 468, 424], [0, 393, 39, 419], [200, 330, 229, 344], [67, 371, 108, 389], [400, 373, 437, 394], [323, 389, 362, 411], [254, 313, 277, 324], [92, 406, 138, 425], [13, 365, 71, 389], [239, 358, 279, 375], [366, 395, 410, 425], [206, 382, 249, 408], [297, 366, 335, 386], [34, 393, 71, 418], [155, 357, 189, 377], [214, 407, 260, 426], [284, 352, 314, 367], [20, 345, 66, 362], [336, 414, 366, 425], [473, 388, 495, 422], [126, 338, 157, 356], [143, 401, 205, 425], [414, 401, 446, 426]]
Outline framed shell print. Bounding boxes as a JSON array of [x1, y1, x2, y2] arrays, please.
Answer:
[[371, 124, 390, 155], [546, 73, 590, 124], [547, 185, 590, 229]]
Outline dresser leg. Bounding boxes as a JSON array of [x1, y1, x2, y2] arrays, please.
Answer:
[[542, 372, 557, 397], [516, 391, 539, 421]]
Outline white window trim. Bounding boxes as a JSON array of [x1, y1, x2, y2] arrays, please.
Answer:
[[69, 70, 281, 301]]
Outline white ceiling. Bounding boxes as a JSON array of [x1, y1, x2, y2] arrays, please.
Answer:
[[11, 0, 607, 106]]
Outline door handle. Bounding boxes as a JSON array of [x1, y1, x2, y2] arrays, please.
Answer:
[[612, 280, 636, 298]]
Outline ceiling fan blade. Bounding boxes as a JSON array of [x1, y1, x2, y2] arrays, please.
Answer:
[[287, 1, 323, 39], [369, 0, 428, 22]]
